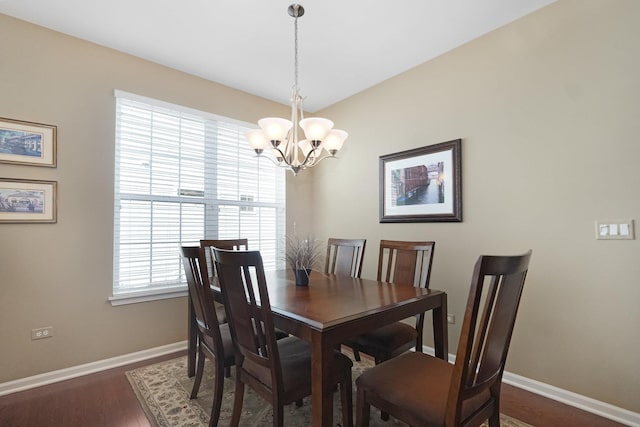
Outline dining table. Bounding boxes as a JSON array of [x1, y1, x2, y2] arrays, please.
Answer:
[[187, 269, 448, 427]]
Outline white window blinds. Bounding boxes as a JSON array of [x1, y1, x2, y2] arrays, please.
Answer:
[[113, 90, 285, 297]]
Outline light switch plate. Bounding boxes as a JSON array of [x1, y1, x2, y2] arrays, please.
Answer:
[[595, 219, 635, 240]]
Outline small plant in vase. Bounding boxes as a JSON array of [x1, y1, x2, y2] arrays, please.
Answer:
[[285, 234, 322, 286]]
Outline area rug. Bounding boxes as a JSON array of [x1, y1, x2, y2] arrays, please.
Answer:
[[127, 354, 530, 427]]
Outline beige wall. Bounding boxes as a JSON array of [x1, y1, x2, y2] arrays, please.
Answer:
[[1, 0, 639, 416], [300, 0, 640, 412], [0, 14, 291, 382]]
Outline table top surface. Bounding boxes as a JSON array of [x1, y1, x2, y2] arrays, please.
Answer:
[[261, 269, 445, 330]]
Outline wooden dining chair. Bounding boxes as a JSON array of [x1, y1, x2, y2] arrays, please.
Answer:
[[180, 246, 236, 427], [355, 251, 532, 427], [212, 248, 354, 427], [325, 238, 366, 278], [187, 239, 288, 379], [343, 239, 436, 365], [184, 239, 248, 377]]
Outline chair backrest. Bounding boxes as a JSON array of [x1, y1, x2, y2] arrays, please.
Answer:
[[180, 246, 225, 353], [325, 238, 367, 278], [211, 248, 284, 392], [446, 251, 532, 426], [201, 239, 249, 278], [377, 240, 435, 288]]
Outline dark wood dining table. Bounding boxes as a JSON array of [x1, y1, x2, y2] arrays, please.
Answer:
[[187, 269, 448, 427]]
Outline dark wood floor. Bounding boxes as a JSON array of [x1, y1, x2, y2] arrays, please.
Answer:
[[0, 350, 627, 427]]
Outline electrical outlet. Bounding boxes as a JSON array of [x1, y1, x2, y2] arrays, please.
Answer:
[[447, 314, 455, 324], [31, 327, 53, 340]]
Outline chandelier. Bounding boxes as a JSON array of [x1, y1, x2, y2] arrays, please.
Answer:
[[245, 4, 348, 176]]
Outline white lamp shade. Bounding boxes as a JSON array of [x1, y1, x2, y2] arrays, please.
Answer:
[[258, 117, 293, 142], [299, 117, 333, 141], [323, 129, 348, 152], [245, 129, 268, 150]]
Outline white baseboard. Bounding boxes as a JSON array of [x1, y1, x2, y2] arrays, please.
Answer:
[[0, 341, 187, 397], [502, 371, 639, 427], [1, 342, 638, 427], [421, 345, 639, 427]]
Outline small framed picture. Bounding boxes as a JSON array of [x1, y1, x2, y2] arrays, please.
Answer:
[[380, 139, 462, 223], [0, 117, 57, 167], [0, 178, 57, 223]]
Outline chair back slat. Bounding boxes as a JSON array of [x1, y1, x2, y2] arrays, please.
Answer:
[[212, 248, 283, 387], [377, 240, 435, 289], [467, 275, 499, 386], [447, 251, 532, 425]]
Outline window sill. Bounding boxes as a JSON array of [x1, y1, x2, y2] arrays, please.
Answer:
[[109, 287, 187, 306]]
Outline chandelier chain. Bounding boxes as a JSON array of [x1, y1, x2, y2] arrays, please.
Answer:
[[294, 11, 299, 93]]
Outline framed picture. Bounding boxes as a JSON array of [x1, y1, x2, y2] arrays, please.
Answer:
[[0, 178, 57, 223], [0, 117, 57, 167], [380, 139, 462, 223]]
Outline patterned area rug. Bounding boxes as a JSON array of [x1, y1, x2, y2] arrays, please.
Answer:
[[126, 354, 530, 427]]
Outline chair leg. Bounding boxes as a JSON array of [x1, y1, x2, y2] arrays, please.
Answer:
[[376, 353, 390, 421], [488, 411, 500, 427], [355, 387, 370, 427], [352, 349, 361, 362], [230, 377, 245, 427], [488, 398, 500, 427], [341, 370, 353, 427], [190, 348, 205, 399], [225, 366, 231, 378], [209, 358, 225, 427], [273, 402, 284, 427]]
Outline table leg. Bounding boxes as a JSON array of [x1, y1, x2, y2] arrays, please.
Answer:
[[187, 294, 197, 377], [311, 334, 334, 427], [432, 293, 449, 360]]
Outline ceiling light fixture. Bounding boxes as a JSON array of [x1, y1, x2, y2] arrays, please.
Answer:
[[245, 3, 348, 176]]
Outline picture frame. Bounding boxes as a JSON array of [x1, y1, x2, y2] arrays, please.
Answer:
[[0, 117, 57, 167], [380, 139, 462, 223], [0, 178, 57, 223]]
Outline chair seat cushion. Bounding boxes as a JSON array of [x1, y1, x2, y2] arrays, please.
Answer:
[[274, 328, 290, 340], [356, 352, 490, 426], [345, 322, 417, 357], [244, 336, 353, 395]]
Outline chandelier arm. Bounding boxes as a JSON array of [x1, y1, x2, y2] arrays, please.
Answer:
[[297, 150, 315, 169], [259, 148, 336, 172], [258, 151, 305, 172], [304, 152, 337, 167], [272, 146, 290, 165], [299, 149, 337, 169], [255, 153, 285, 168]]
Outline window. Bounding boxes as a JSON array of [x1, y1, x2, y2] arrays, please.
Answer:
[[111, 90, 285, 304]]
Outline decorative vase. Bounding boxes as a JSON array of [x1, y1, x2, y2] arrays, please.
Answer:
[[294, 268, 311, 286]]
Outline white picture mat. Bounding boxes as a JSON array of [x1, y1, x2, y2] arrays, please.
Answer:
[[383, 148, 454, 216], [0, 180, 56, 222]]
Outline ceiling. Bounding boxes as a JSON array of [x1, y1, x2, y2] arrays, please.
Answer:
[[0, 0, 555, 112]]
